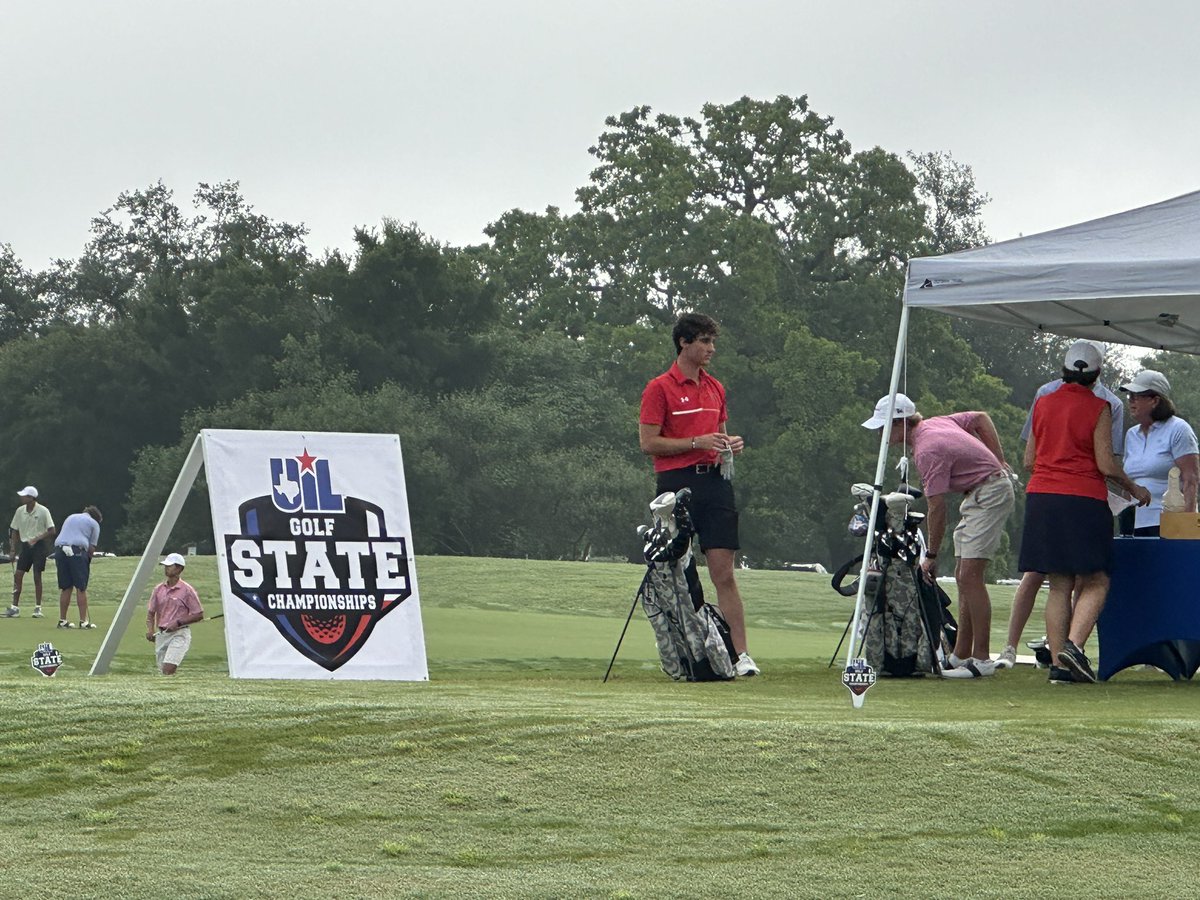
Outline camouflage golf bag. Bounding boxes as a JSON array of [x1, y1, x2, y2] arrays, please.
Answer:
[[639, 489, 736, 682], [831, 484, 956, 677]]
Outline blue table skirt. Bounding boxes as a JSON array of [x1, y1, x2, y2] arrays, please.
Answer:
[[1097, 537, 1200, 681]]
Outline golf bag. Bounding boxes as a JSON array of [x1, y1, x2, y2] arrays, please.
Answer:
[[831, 483, 957, 676], [638, 489, 736, 682]]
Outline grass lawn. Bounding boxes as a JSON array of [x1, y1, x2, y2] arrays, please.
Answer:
[[0, 555, 1197, 899]]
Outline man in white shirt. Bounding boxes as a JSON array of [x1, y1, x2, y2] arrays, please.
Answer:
[[6, 486, 55, 618]]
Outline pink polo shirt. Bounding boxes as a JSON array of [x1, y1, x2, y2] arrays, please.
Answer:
[[911, 412, 1004, 497], [148, 579, 203, 629], [640, 361, 728, 472]]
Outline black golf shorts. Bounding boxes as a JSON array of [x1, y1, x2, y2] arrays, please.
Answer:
[[655, 466, 740, 552], [16, 541, 48, 574]]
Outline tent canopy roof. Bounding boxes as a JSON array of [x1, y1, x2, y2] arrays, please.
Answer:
[[904, 189, 1200, 354]]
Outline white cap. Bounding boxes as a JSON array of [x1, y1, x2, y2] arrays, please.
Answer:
[[17, 485, 37, 498], [1120, 369, 1171, 398], [1064, 339, 1102, 374], [161, 552, 187, 568], [862, 393, 917, 429]]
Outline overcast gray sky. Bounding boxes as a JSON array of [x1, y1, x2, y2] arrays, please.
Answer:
[[3, 0, 1198, 269]]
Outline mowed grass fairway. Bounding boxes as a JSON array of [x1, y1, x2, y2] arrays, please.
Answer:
[[1, 556, 1198, 899]]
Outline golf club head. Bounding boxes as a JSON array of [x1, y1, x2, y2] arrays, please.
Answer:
[[882, 491, 911, 532], [650, 491, 677, 534], [848, 511, 869, 537], [850, 483, 874, 501]]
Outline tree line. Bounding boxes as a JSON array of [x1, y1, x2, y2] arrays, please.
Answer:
[[2, 94, 1156, 573]]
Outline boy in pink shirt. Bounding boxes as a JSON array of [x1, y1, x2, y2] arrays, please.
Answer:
[[146, 553, 205, 675]]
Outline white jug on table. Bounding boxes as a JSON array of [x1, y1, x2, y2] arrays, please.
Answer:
[[1162, 466, 1186, 513]]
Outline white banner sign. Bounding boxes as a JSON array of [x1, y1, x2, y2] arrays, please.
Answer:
[[203, 429, 428, 680]]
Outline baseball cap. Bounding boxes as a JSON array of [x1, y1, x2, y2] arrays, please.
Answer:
[[862, 393, 917, 429], [1120, 370, 1171, 398], [161, 552, 187, 567], [17, 486, 37, 498], [1063, 340, 1102, 374]]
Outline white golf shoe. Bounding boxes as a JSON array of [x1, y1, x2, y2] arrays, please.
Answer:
[[942, 658, 997, 678], [734, 652, 761, 677]]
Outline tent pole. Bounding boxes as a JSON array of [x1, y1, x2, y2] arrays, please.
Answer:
[[844, 300, 910, 707]]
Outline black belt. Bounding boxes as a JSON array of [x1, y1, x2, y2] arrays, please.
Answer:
[[659, 463, 720, 478]]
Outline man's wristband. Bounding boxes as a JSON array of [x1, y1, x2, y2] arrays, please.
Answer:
[[925, 552, 938, 559]]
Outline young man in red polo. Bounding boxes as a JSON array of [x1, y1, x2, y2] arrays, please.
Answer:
[[639, 313, 759, 676]]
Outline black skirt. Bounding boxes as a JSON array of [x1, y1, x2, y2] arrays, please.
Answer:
[[1018, 492, 1114, 575]]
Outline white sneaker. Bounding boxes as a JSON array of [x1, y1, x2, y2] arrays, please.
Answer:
[[3, 606, 18, 618], [79, 621, 97, 630], [942, 658, 997, 678], [995, 645, 1017, 669], [32, 607, 43, 618], [734, 652, 760, 676]]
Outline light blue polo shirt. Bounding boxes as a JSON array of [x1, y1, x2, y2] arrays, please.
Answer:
[[54, 512, 100, 550], [1124, 416, 1200, 529]]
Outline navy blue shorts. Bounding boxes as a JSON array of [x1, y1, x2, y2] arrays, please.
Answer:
[[655, 466, 740, 552], [55, 547, 92, 591], [1019, 493, 1113, 575]]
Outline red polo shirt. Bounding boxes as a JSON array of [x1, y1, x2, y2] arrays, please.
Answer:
[[640, 361, 727, 473], [1026, 382, 1108, 501]]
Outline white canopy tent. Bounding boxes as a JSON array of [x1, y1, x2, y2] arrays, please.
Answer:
[[844, 188, 1200, 706], [906, 188, 1200, 353]]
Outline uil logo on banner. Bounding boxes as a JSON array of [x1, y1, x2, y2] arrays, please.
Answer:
[[32, 642, 63, 677], [842, 657, 877, 698], [224, 448, 412, 671]]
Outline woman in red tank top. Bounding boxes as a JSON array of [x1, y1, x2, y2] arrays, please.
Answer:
[[1018, 342, 1149, 683]]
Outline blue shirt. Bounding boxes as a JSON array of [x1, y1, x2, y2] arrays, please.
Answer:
[[1124, 416, 1200, 529], [55, 512, 100, 549], [1021, 379, 1125, 455]]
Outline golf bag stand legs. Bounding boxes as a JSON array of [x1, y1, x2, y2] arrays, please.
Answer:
[[603, 571, 651, 683]]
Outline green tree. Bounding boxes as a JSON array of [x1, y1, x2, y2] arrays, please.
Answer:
[[0, 244, 44, 341], [907, 150, 1067, 406], [478, 207, 598, 338], [18, 182, 321, 542], [314, 221, 501, 394], [122, 332, 649, 561], [0, 323, 185, 544]]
